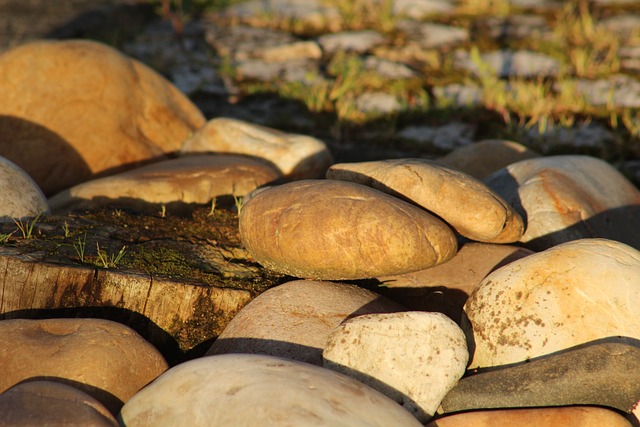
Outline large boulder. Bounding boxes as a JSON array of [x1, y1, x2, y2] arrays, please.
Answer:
[[0, 40, 205, 195], [239, 180, 458, 280]]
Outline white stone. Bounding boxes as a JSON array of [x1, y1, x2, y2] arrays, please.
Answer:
[[398, 122, 474, 151], [355, 92, 401, 114], [392, 0, 455, 19], [323, 311, 468, 423], [317, 31, 385, 55], [398, 21, 468, 48], [464, 239, 640, 369], [455, 49, 560, 78], [119, 354, 423, 426], [0, 156, 49, 221]]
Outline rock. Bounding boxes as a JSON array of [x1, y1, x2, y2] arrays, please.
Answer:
[[484, 155, 640, 250], [437, 140, 540, 180], [323, 311, 468, 423], [180, 118, 333, 180], [0, 380, 119, 426], [432, 83, 483, 108], [392, 0, 455, 19], [439, 340, 640, 416], [397, 123, 475, 151], [119, 354, 423, 426], [207, 279, 404, 365], [428, 407, 632, 427], [523, 122, 615, 153], [48, 155, 280, 213], [455, 49, 560, 78], [463, 239, 640, 369], [0, 40, 206, 196], [317, 31, 385, 55], [239, 179, 458, 280], [355, 92, 402, 114], [0, 156, 49, 221], [327, 159, 524, 243], [377, 242, 533, 324], [572, 75, 640, 109], [0, 318, 168, 414], [397, 21, 469, 49], [363, 56, 417, 79]]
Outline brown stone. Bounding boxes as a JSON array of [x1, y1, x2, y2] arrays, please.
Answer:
[[0, 40, 205, 195], [0, 318, 168, 414]]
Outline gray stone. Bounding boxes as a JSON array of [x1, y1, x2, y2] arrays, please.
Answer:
[[0, 156, 49, 221], [318, 31, 385, 55], [482, 15, 550, 40], [392, 0, 455, 19], [572, 75, 640, 109], [398, 123, 475, 152], [363, 56, 417, 79], [119, 354, 424, 426], [455, 49, 560, 78], [355, 92, 402, 114], [439, 340, 640, 416], [207, 280, 404, 365], [433, 83, 483, 108], [235, 58, 319, 82], [600, 15, 640, 41], [620, 46, 640, 73], [397, 21, 469, 49], [523, 122, 615, 153]]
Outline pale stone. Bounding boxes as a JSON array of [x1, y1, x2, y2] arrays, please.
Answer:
[[119, 354, 423, 426], [317, 31, 385, 55], [393, 0, 455, 19], [484, 155, 640, 250], [397, 21, 469, 49], [181, 118, 333, 180], [0, 381, 118, 426], [437, 140, 540, 180], [207, 280, 404, 365], [48, 155, 280, 213], [363, 56, 417, 79], [0, 318, 168, 413], [0, 156, 49, 221], [0, 40, 206, 195], [455, 49, 560, 78], [463, 239, 640, 369], [377, 243, 533, 324], [397, 123, 474, 151], [355, 92, 401, 114], [239, 180, 458, 280], [323, 311, 468, 423], [327, 159, 524, 243], [427, 407, 632, 427]]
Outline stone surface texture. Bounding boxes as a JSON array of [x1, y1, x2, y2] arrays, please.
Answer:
[[0, 156, 49, 220]]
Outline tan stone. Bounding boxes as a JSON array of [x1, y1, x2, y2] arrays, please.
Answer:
[[0, 380, 118, 426], [119, 354, 423, 426], [0, 40, 205, 195], [0, 156, 49, 220], [377, 242, 533, 324], [463, 239, 640, 369], [48, 154, 280, 212], [181, 118, 333, 180], [327, 158, 524, 243], [484, 155, 640, 250], [207, 280, 404, 365], [239, 179, 458, 280], [0, 318, 168, 413], [437, 139, 539, 179], [323, 312, 468, 423], [427, 407, 632, 427]]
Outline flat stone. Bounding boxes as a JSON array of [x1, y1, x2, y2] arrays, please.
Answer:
[[437, 139, 540, 180], [455, 49, 560, 78], [601, 14, 640, 40], [398, 123, 475, 151], [484, 155, 640, 250], [397, 21, 469, 48], [463, 239, 640, 369], [439, 340, 640, 417], [363, 56, 417, 79], [327, 159, 524, 243], [433, 83, 483, 108], [355, 92, 402, 114], [0, 40, 205, 196], [48, 155, 280, 213], [234, 58, 320, 82], [572, 75, 640, 109], [323, 311, 468, 423], [239, 179, 458, 280], [119, 354, 423, 426], [392, 0, 455, 19], [180, 118, 333, 180], [0, 318, 168, 414], [377, 242, 533, 324], [207, 279, 404, 365], [0, 156, 49, 221], [317, 31, 385, 55], [482, 15, 550, 40], [0, 380, 118, 426], [523, 122, 615, 153], [429, 406, 632, 427]]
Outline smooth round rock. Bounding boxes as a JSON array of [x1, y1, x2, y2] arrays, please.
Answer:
[[0, 156, 49, 220], [0, 318, 168, 413], [118, 354, 423, 427], [0, 40, 205, 195], [377, 243, 533, 324], [48, 155, 280, 212], [484, 155, 640, 250], [323, 312, 468, 423], [427, 407, 632, 427], [437, 139, 539, 179], [0, 380, 118, 426], [207, 280, 405, 365], [327, 159, 524, 243], [181, 117, 333, 180], [239, 179, 458, 280], [463, 238, 640, 369]]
